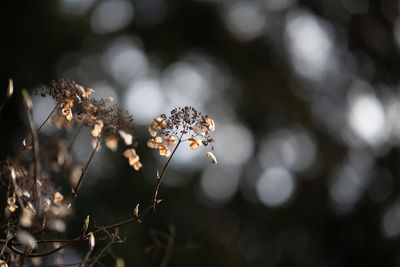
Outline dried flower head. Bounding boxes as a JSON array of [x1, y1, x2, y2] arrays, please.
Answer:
[[38, 79, 137, 147], [147, 106, 216, 163]]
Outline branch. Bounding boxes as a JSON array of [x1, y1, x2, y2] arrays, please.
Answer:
[[67, 138, 101, 208], [22, 89, 40, 212]]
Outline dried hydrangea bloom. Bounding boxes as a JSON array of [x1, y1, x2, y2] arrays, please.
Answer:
[[39, 79, 137, 149], [147, 106, 216, 163], [188, 138, 202, 150]]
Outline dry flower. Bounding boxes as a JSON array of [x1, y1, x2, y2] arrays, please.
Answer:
[[105, 136, 118, 151], [91, 120, 104, 137], [188, 138, 202, 150], [7, 194, 18, 213], [158, 143, 171, 157], [16, 230, 37, 249], [75, 84, 86, 97], [148, 116, 167, 137], [53, 191, 64, 205], [164, 135, 176, 147], [20, 206, 35, 227], [191, 125, 207, 136], [205, 118, 215, 131], [119, 130, 133, 145], [206, 152, 217, 164], [147, 139, 160, 149], [48, 219, 66, 232], [123, 149, 142, 171]]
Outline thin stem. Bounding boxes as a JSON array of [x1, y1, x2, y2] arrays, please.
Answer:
[[68, 124, 83, 152], [0, 97, 8, 117], [160, 225, 176, 267], [13, 104, 58, 161], [22, 90, 40, 212], [67, 138, 101, 208], [88, 229, 118, 267]]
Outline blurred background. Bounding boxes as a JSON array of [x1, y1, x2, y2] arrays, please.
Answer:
[[2, 0, 400, 266]]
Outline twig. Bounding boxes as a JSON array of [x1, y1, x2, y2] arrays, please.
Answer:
[[160, 225, 176, 267], [22, 90, 40, 212], [88, 229, 118, 267], [0, 78, 13, 117], [13, 104, 58, 161], [68, 125, 83, 152], [67, 138, 101, 208]]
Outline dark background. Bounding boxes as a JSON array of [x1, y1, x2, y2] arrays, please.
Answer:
[[2, 0, 400, 266]]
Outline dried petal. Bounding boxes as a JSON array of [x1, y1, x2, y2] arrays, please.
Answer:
[[132, 161, 142, 171], [206, 152, 217, 164], [53, 191, 64, 205], [158, 143, 171, 157], [16, 230, 37, 249], [205, 118, 215, 131], [91, 120, 104, 137], [123, 148, 137, 158], [164, 135, 177, 147], [128, 155, 140, 166], [85, 88, 94, 98], [105, 136, 118, 151], [147, 139, 160, 149], [20, 206, 34, 227], [7, 203, 18, 213], [188, 138, 202, 150], [119, 130, 133, 145], [75, 84, 86, 97], [154, 116, 167, 129], [148, 124, 157, 137], [191, 125, 207, 136]]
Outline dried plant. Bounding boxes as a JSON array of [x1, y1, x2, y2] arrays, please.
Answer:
[[0, 78, 216, 266]]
